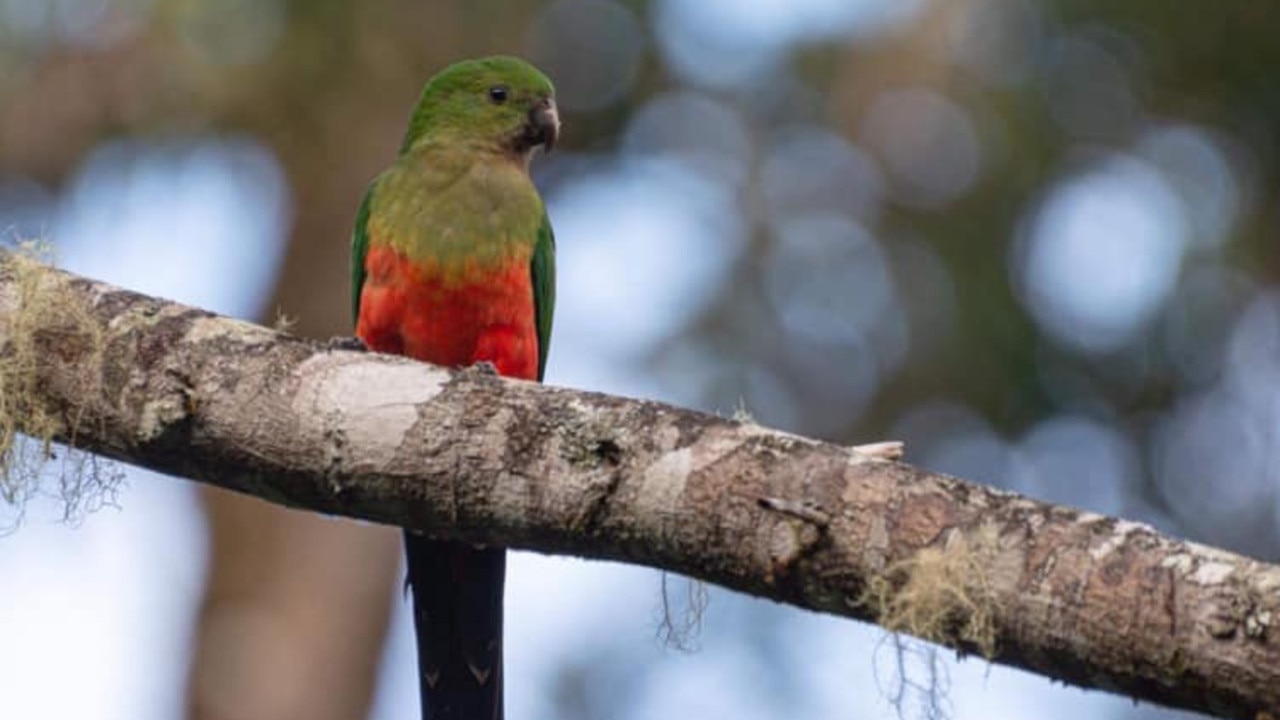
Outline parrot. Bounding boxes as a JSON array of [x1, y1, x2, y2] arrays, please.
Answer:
[[350, 56, 558, 720]]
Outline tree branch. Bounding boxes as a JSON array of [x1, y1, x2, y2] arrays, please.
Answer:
[[2, 254, 1277, 719]]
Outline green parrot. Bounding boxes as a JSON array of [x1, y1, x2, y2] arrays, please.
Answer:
[[350, 56, 558, 720]]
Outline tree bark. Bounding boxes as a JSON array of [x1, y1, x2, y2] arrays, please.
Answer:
[[2, 254, 1277, 720]]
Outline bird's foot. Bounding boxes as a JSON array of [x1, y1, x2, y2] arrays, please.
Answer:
[[327, 335, 369, 352], [469, 360, 500, 376]]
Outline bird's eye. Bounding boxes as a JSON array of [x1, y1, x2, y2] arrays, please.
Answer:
[[488, 85, 509, 104]]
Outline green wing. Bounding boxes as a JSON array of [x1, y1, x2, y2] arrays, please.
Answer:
[[531, 211, 556, 382], [350, 182, 376, 323]]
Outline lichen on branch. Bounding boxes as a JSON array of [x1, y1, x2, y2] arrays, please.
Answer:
[[0, 244, 122, 529]]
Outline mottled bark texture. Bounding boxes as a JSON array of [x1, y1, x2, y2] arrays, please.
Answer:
[[1, 255, 1277, 720]]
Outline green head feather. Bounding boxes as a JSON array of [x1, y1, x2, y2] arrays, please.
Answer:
[[399, 56, 557, 155]]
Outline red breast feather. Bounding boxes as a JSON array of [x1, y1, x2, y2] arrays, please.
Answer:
[[356, 243, 539, 381]]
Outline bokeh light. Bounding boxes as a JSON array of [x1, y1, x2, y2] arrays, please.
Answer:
[[860, 88, 982, 208], [1039, 30, 1143, 140], [621, 91, 753, 187], [766, 214, 893, 346], [549, 157, 740, 393], [946, 0, 1041, 87], [759, 125, 884, 224], [53, 137, 291, 317], [1136, 124, 1243, 249], [1014, 154, 1188, 354], [653, 0, 925, 90], [526, 0, 644, 112], [1016, 415, 1137, 513]]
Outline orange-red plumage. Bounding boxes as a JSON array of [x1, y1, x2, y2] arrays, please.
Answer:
[[356, 244, 539, 381]]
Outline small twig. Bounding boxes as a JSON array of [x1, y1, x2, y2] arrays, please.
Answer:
[[851, 441, 905, 461], [758, 496, 831, 527]]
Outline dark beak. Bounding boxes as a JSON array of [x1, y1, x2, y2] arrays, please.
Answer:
[[527, 97, 560, 152]]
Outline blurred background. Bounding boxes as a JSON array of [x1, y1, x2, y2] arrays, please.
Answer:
[[0, 1, 1276, 719]]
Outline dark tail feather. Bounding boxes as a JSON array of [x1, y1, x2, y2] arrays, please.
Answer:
[[404, 532, 505, 720]]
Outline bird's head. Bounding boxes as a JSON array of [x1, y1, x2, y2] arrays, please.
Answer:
[[400, 56, 559, 158]]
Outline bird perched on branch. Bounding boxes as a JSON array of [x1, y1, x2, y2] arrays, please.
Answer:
[[350, 56, 558, 720]]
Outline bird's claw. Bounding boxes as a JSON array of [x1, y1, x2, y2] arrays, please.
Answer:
[[327, 335, 369, 352], [470, 360, 499, 376]]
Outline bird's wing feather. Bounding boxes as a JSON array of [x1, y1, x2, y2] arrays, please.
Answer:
[[531, 211, 555, 382], [350, 182, 376, 321]]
